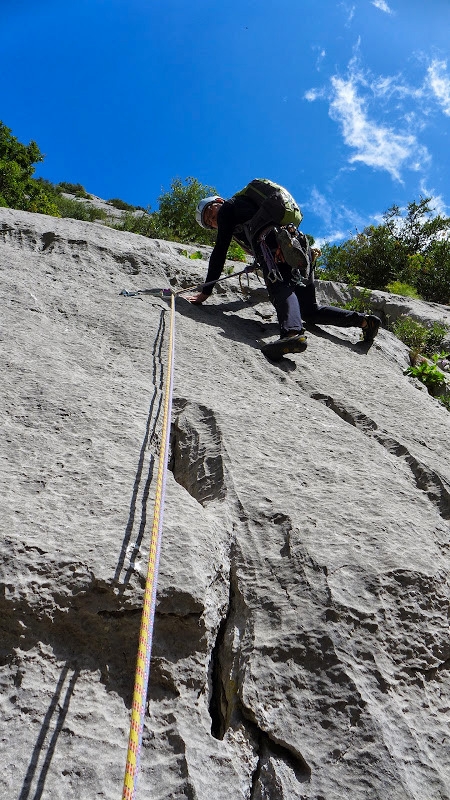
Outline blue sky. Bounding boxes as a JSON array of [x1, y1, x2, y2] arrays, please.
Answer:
[[2, 0, 450, 244]]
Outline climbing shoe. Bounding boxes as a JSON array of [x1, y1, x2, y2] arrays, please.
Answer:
[[362, 314, 381, 342], [261, 331, 308, 361]]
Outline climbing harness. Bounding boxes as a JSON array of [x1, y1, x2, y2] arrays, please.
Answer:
[[122, 294, 175, 800], [257, 227, 283, 284]]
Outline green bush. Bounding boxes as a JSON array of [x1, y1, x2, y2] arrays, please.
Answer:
[[415, 240, 450, 304], [152, 177, 218, 245], [113, 210, 157, 237], [405, 356, 447, 397], [0, 121, 60, 216], [438, 393, 450, 411], [107, 197, 137, 211], [425, 321, 450, 356], [320, 197, 450, 303], [227, 241, 247, 262], [341, 287, 373, 314], [54, 195, 107, 222], [392, 316, 449, 362], [58, 181, 90, 198], [385, 281, 421, 299]]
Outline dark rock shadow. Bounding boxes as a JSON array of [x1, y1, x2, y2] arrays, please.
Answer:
[[172, 294, 278, 352], [305, 322, 376, 354], [18, 662, 80, 800]]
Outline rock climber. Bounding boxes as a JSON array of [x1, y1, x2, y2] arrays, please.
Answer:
[[189, 179, 381, 359]]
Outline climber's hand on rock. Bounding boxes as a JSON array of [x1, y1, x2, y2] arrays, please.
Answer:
[[187, 292, 208, 305]]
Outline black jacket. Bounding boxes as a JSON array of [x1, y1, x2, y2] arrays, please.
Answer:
[[201, 194, 257, 296]]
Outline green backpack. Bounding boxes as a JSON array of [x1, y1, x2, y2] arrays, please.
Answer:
[[234, 178, 303, 228], [275, 224, 313, 279]]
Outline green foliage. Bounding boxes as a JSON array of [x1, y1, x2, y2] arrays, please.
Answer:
[[114, 210, 157, 237], [58, 181, 90, 198], [53, 195, 107, 222], [319, 225, 407, 288], [0, 122, 59, 216], [320, 197, 450, 303], [438, 393, 450, 411], [226, 241, 247, 262], [152, 177, 217, 245], [383, 198, 450, 254], [386, 281, 421, 299], [415, 239, 450, 303], [392, 316, 428, 358], [180, 249, 204, 259], [107, 197, 137, 211], [425, 321, 450, 356], [391, 316, 449, 362], [341, 287, 373, 314], [405, 355, 447, 397]]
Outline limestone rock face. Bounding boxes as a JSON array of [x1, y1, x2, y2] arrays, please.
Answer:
[[1, 208, 449, 800]]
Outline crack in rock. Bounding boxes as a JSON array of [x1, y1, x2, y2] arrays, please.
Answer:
[[250, 732, 311, 799], [169, 398, 228, 506], [207, 540, 312, 795], [310, 392, 450, 519]]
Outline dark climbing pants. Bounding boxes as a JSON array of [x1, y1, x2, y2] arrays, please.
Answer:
[[258, 258, 366, 337], [297, 282, 366, 329]]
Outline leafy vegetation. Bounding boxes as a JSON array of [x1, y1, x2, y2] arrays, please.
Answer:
[[57, 182, 90, 198], [107, 197, 138, 211], [180, 250, 203, 260], [113, 209, 156, 236], [341, 287, 373, 314], [385, 281, 421, 299], [0, 122, 60, 216], [319, 198, 450, 304], [386, 315, 450, 410], [227, 241, 247, 262], [35, 178, 107, 221], [54, 195, 108, 222], [405, 355, 448, 397], [150, 176, 218, 245], [438, 393, 450, 412], [391, 316, 449, 362]]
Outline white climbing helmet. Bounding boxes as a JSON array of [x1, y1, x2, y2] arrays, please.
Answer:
[[196, 196, 223, 229]]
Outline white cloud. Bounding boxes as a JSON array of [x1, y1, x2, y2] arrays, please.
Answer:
[[304, 88, 325, 101], [339, 3, 356, 25], [427, 59, 450, 116], [329, 75, 428, 181], [371, 0, 393, 13], [419, 184, 449, 217], [303, 186, 373, 243], [314, 47, 326, 71]]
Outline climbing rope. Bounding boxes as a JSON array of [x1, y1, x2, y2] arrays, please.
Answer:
[[119, 263, 254, 299], [122, 293, 176, 800], [120, 264, 255, 797]]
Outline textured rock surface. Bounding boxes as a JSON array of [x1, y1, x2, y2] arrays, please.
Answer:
[[1, 208, 450, 800]]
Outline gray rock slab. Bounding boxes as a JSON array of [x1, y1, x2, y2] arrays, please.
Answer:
[[1, 208, 449, 799]]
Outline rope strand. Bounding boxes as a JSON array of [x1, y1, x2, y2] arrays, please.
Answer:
[[122, 293, 176, 800]]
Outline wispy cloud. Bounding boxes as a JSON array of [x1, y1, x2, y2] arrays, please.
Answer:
[[304, 186, 374, 244], [427, 59, 450, 116], [339, 3, 356, 25], [371, 0, 393, 13], [313, 46, 326, 71], [330, 74, 428, 180], [419, 183, 449, 217], [304, 58, 431, 181]]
